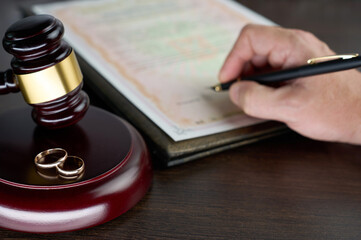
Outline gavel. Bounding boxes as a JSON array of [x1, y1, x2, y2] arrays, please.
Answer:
[[0, 14, 89, 129]]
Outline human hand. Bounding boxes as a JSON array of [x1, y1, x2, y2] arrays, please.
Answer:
[[219, 24, 361, 144]]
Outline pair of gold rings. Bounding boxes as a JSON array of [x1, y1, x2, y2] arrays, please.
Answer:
[[34, 148, 85, 180]]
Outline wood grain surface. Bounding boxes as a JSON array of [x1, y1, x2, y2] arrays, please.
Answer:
[[1, 0, 361, 239]]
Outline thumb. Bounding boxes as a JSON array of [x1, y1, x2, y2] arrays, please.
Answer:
[[229, 81, 293, 122]]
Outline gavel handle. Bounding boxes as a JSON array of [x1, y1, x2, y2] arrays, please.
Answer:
[[0, 69, 19, 94]]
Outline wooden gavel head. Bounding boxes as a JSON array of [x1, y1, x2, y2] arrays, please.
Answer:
[[1, 14, 89, 129]]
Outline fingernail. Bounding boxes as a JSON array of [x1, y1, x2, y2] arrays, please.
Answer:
[[218, 67, 226, 82], [229, 83, 242, 106], [218, 63, 232, 83]]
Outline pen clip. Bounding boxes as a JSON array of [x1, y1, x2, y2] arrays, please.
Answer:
[[307, 53, 359, 64]]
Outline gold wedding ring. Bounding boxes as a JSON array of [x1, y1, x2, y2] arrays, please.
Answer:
[[34, 148, 67, 169], [34, 148, 85, 180], [56, 156, 85, 179]]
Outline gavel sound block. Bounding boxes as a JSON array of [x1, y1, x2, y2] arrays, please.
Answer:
[[0, 15, 152, 233]]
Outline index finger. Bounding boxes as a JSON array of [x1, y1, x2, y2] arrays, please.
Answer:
[[218, 24, 312, 83]]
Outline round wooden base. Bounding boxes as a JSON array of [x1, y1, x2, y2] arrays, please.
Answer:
[[0, 106, 152, 233]]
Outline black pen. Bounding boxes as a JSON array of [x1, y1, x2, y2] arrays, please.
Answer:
[[212, 54, 361, 92]]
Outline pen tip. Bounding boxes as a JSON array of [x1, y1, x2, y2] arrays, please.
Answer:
[[211, 85, 222, 92]]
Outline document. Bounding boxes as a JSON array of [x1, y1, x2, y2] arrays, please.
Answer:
[[34, 0, 274, 141]]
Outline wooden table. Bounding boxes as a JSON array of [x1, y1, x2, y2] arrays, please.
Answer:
[[2, 0, 361, 239]]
